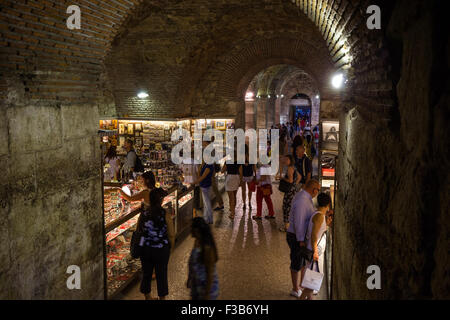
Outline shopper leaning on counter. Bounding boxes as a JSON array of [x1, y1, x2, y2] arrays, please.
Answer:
[[118, 171, 175, 300]]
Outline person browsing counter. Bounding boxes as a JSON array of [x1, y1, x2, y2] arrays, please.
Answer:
[[298, 193, 332, 300], [193, 144, 215, 225], [286, 179, 320, 298]]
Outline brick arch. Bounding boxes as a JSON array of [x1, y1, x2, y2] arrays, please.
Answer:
[[197, 37, 335, 108]]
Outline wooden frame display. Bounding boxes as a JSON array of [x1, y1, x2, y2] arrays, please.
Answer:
[[127, 123, 134, 135], [215, 121, 226, 130]]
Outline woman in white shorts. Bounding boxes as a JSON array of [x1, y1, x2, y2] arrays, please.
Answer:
[[221, 162, 242, 219]]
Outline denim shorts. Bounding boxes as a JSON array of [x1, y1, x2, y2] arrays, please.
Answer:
[[287, 232, 306, 272]]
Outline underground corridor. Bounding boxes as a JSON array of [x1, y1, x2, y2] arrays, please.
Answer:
[[0, 0, 448, 302]]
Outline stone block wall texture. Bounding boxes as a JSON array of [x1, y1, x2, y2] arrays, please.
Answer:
[[334, 0, 449, 299]]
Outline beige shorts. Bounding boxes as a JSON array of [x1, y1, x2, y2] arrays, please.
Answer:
[[225, 174, 241, 191]]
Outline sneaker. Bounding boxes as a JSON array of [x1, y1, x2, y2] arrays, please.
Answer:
[[313, 290, 319, 295], [290, 289, 302, 298], [214, 206, 224, 211]]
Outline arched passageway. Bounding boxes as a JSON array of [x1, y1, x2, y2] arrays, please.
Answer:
[[0, 0, 448, 300]]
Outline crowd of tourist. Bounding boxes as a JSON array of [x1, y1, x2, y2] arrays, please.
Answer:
[[114, 121, 332, 301]]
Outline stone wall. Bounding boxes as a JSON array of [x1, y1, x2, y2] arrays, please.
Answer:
[[333, 0, 449, 299], [0, 100, 104, 299]]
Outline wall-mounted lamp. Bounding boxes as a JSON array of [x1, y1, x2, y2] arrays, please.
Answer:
[[245, 91, 254, 101], [137, 92, 149, 99]]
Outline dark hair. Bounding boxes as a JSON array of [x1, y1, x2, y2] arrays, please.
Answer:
[[105, 146, 117, 161], [126, 139, 134, 146], [317, 193, 332, 208], [142, 171, 156, 189], [292, 135, 304, 149], [148, 188, 169, 228], [285, 154, 295, 166], [192, 217, 218, 264]]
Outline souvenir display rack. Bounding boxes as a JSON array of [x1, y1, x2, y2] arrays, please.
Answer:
[[100, 117, 231, 299], [318, 119, 339, 300]]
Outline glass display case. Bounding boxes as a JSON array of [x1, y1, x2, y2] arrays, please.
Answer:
[[104, 185, 177, 299]]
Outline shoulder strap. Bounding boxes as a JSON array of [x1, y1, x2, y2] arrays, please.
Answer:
[[303, 156, 306, 177]]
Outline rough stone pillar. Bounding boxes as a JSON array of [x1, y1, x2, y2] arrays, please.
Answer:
[[320, 99, 341, 121], [266, 97, 276, 128], [275, 97, 281, 125], [311, 97, 320, 127], [256, 97, 267, 129], [245, 100, 255, 130]]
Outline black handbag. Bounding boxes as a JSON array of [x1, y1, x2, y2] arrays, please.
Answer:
[[279, 168, 298, 193], [278, 179, 292, 193], [130, 212, 145, 259]]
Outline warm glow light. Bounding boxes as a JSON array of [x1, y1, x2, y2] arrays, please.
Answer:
[[332, 74, 345, 89], [137, 92, 149, 99], [316, 95, 320, 99], [245, 91, 254, 100]]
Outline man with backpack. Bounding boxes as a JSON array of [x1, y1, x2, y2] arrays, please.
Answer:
[[124, 139, 145, 176]]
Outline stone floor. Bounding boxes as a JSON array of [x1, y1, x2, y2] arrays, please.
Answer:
[[117, 175, 327, 300]]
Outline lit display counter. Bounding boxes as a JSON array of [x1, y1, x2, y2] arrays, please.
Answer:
[[103, 183, 194, 299]]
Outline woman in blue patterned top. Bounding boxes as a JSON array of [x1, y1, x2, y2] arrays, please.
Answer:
[[187, 218, 219, 300], [139, 184, 175, 300]]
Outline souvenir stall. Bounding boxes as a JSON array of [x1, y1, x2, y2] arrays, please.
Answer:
[[100, 118, 195, 299]]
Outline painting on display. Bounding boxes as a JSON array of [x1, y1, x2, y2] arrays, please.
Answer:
[[226, 121, 235, 129], [196, 120, 206, 130], [322, 122, 339, 143], [215, 121, 226, 130], [135, 123, 142, 131], [206, 120, 213, 130], [127, 123, 134, 135], [118, 124, 125, 135], [119, 136, 125, 147]]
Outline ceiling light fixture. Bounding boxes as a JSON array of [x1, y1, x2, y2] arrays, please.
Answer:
[[137, 92, 149, 99], [332, 74, 345, 89]]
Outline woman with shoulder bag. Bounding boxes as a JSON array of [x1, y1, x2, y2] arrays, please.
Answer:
[[298, 193, 331, 300], [280, 155, 302, 232], [138, 187, 175, 300], [121, 171, 175, 300]]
